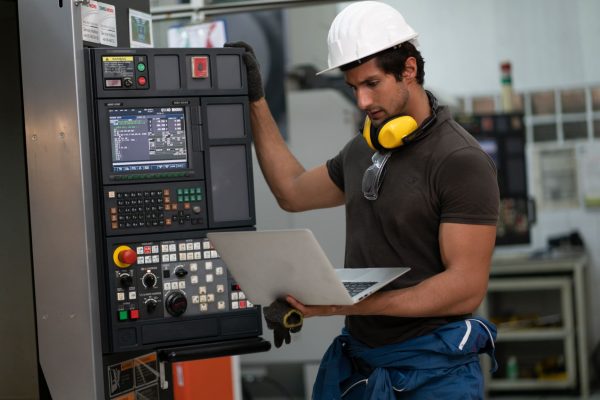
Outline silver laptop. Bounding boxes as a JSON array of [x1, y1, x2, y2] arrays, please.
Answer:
[[207, 229, 410, 306]]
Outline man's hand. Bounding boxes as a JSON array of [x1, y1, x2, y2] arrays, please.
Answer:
[[224, 41, 264, 102], [285, 296, 351, 318], [263, 299, 304, 348]]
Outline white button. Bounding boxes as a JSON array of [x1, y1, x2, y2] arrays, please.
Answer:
[[231, 301, 239, 310], [193, 242, 201, 250], [200, 304, 208, 311], [169, 244, 177, 252], [231, 292, 239, 300], [169, 254, 177, 262], [152, 255, 160, 263], [191, 275, 198, 284], [206, 274, 214, 283], [162, 245, 169, 253], [203, 251, 211, 259], [162, 255, 169, 263], [194, 251, 202, 260], [199, 286, 207, 295], [217, 301, 225, 310], [145, 256, 152, 264], [205, 261, 213, 270], [108, 191, 115, 198], [137, 246, 144, 255], [186, 243, 194, 251], [152, 245, 159, 253], [247, 301, 253, 307], [180, 253, 187, 261], [192, 295, 199, 304], [203, 241, 211, 250], [200, 295, 207, 303], [211, 250, 218, 258], [164, 282, 171, 290], [216, 267, 224, 275], [238, 291, 246, 300], [190, 263, 198, 272], [138, 257, 145, 265], [179, 243, 186, 252], [179, 281, 186, 289], [129, 292, 137, 300], [117, 292, 125, 301], [207, 294, 215, 302], [216, 284, 225, 293], [187, 252, 194, 260]]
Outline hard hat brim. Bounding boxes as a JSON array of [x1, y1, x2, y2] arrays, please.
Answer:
[[316, 36, 419, 76]]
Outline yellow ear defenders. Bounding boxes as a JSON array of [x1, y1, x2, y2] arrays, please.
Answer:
[[362, 115, 418, 151], [362, 90, 439, 151]]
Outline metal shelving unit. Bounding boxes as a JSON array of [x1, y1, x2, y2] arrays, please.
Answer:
[[479, 254, 590, 397]]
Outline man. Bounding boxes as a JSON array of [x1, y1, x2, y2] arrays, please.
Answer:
[[229, 1, 499, 398]]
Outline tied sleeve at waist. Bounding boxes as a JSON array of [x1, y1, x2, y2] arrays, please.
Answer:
[[312, 318, 497, 400]]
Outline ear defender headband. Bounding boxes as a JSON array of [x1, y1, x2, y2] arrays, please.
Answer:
[[362, 91, 439, 151]]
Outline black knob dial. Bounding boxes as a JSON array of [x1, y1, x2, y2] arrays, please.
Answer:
[[145, 298, 158, 314], [142, 272, 157, 288], [123, 77, 133, 87], [119, 273, 133, 288], [165, 291, 187, 317], [174, 267, 188, 278]]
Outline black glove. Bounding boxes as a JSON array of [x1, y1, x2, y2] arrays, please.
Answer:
[[263, 299, 304, 348], [224, 41, 265, 102]]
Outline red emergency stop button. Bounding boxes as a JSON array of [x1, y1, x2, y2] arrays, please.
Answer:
[[191, 56, 209, 79], [113, 245, 137, 268], [137, 76, 147, 86]]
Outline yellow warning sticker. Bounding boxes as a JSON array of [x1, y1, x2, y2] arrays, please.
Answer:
[[103, 56, 134, 62]]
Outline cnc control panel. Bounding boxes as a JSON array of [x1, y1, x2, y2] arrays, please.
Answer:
[[87, 47, 262, 353], [107, 233, 257, 351]]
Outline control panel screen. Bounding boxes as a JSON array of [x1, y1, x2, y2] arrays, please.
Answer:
[[109, 107, 189, 173]]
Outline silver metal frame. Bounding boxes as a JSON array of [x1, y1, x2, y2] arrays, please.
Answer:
[[151, 0, 339, 19], [18, 0, 103, 398]]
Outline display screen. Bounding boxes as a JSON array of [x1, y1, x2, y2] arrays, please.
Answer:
[[109, 107, 188, 172]]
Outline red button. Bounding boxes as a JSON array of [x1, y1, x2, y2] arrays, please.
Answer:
[[239, 300, 247, 309], [118, 248, 137, 265], [191, 56, 209, 79], [137, 76, 147, 86], [130, 309, 139, 319]]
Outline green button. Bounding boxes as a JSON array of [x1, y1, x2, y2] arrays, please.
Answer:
[[190, 195, 196, 201], [183, 188, 190, 194], [119, 310, 128, 321], [137, 63, 146, 72], [184, 195, 190, 202], [177, 188, 183, 195], [198, 195, 203, 201], [178, 196, 183, 202]]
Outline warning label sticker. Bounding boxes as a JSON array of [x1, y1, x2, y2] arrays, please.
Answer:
[[108, 352, 160, 399]]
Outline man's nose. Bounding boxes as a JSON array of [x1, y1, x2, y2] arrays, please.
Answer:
[[355, 89, 372, 111]]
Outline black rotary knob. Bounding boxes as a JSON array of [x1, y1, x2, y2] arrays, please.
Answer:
[[145, 298, 158, 314], [142, 272, 157, 289], [174, 266, 188, 278], [165, 291, 187, 317], [119, 273, 133, 288]]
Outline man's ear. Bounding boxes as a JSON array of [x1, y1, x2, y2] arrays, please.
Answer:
[[402, 57, 418, 81]]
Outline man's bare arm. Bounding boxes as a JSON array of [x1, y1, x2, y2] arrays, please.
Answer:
[[287, 223, 496, 317]]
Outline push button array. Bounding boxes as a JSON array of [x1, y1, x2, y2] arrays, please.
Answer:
[[110, 190, 165, 229]]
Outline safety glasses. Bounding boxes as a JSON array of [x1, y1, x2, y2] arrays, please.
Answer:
[[361, 151, 392, 201]]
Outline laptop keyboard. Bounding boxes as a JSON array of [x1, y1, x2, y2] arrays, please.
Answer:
[[343, 281, 377, 297]]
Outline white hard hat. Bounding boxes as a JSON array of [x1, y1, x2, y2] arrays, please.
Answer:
[[317, 1, 419, 75]]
